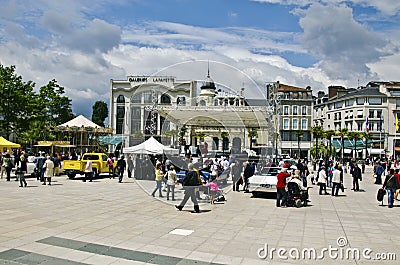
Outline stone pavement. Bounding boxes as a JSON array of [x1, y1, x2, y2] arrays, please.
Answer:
[[0, 167, 398, 265]]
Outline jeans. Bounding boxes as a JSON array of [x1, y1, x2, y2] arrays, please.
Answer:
[[152, 180, 163, 197], [167, 185, 175, 200], [276, 187, 287, 207], [386, 187, 394, 207], [18, 173, 27, 187]]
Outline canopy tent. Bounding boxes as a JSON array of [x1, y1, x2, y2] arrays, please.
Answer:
[[124, 137, 179, 155], [0, 136, 20, 152], [58, 115, 101, 128]]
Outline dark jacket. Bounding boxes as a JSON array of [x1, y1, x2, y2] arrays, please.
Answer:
[[383, 174, 399, 189], [352, 166, 362, 181], [183, 170, 200, 187]]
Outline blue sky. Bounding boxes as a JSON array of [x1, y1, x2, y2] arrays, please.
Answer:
[[1, 0, 400, 120]]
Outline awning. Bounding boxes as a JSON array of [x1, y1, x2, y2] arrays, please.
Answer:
[[368, 149, 385, 155], [54, 144, 76, 148], [98, 136, 125, 145]]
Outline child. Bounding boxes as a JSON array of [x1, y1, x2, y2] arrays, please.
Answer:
[[307, 170, 316, 185], [203, 178, 221, 204]]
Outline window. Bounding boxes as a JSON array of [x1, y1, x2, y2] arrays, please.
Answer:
[[301, 119, 307, 130], [345, 99, 354, 106], [334, 102, 343, 109], [357, 122, 363, 131], [328, 104, 333, 110], [334, 113, 337, 120], [357, 110, 363, 118], [357, 98, 365, 105], [293, 106, 298, 115], [143, 91, 154, 103], [377, 110, 382, 118], [369, 98, 382, 105], [177, 96, 186, 106], [282, 131, 291, 141], [160, 94, 171, 104], [369, 110, 374, 118], [292, 119, 298, 130], [131, 93, 141, 103], [327, 114, 330, 119], [283, 119, 289, 130], [338, 112, 341, 120], [302, 106, 307, 115], [131, 107, 141, 133], [117, 95, 125, 103], [283, 106, 289, 115], [199, 100, 206, 106], [116, 106, 125, 134]]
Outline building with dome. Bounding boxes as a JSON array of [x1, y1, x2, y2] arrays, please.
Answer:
[[109, 70, 313, 159]]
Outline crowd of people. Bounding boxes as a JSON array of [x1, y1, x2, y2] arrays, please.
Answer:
[[2, 148, 400, 210]]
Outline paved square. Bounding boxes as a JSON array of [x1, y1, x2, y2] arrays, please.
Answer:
[[0, 166, 398, 264]]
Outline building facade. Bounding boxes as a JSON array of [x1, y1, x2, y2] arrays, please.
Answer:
[[109, 73, 315, 159]]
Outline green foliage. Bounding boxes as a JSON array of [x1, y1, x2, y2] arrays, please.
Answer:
[[0, 64, 74, 143], [92, 101, 108, 127]]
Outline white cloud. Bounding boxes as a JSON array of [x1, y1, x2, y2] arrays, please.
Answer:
[[252, 0, 400, 15]]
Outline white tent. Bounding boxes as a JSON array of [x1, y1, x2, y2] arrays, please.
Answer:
[[59, 115, 101, 128], [124, 137, 179, 155]]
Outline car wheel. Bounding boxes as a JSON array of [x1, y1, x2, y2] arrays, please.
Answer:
[[67, 173, 76, 179]]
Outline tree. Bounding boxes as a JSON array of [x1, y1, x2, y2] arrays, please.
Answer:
[[37, 79, 74, 127], [221, 131, 229, 152], [348, 131, 363, 160], [294, 130, 304, 158], [311, 126, 323, 159], [0, 64, 36, 139], [248, 129, 258, 150], [362, 132, 373, 160], [323, 130, 336, 159], [337, 128, 349, 163], [92, 101, 108, 127]]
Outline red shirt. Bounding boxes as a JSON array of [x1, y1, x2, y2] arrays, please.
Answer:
[[277, 172, 290, 188], [395, 173, 400, 186]]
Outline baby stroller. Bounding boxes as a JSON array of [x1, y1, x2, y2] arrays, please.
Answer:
[[286, 182, 308, 207]]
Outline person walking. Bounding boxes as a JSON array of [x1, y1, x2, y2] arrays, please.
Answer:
[[351, 162, 362, 192], [243, 162, 252, 192], [83, 158, 93, 182], [166, 165, 177, 201], [331, 164, 341, 196], [107, 156, 114, 178], [374, 162, 385, 185], [117, 156, 126, 183], [175, 163, 201, 213], [151, 163, 164, 197], [127, 155, 134, 178], [16, 154, 27, 187], [317, 166, 328, 195], [231, 160, 242, 191], [43, 156, 54, 185], [276, 168, 290, 207], [382, 168, 399, 208], [4, 153, 13, 182]]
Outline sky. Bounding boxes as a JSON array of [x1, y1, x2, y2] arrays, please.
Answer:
[[1, 0, 400, 121]]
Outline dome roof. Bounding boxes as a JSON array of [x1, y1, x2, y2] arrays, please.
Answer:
[[201, 68, 216, 90]]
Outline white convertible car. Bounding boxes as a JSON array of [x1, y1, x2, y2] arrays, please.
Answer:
[[248, 167, 282, 193]]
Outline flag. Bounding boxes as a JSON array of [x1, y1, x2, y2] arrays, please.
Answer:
[[379, 117, 383, 132], [396, 114, 399, 132], [365, 117, 369, 132]]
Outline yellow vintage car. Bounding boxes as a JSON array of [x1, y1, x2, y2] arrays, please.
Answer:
[[63, 153, 116, 179]]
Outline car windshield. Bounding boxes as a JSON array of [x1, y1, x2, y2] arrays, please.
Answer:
[[260, 167, 280, 175]]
